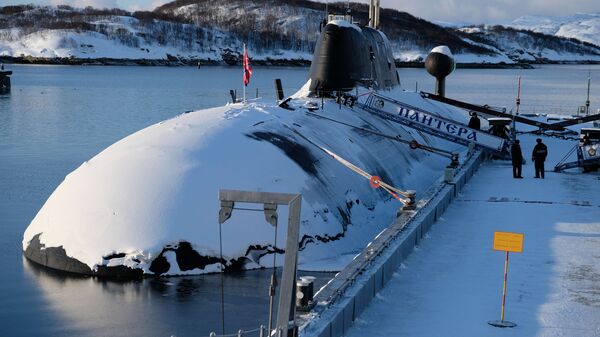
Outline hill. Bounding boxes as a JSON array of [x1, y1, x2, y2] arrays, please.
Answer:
[[1, 2, 599, 65], [510, 13, 600, 47]]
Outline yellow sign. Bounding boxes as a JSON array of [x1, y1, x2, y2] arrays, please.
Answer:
[[493, 231, 524, 253]]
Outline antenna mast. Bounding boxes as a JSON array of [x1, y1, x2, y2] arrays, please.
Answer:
[[516, 76, 521, 114], [586, 71, 591, 116], [375, 0, 380, 29], [368, 0, 380, 28], [513, 76, 521, 142]]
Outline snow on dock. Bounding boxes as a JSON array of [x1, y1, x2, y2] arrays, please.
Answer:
[[345, 133, 600, 337]]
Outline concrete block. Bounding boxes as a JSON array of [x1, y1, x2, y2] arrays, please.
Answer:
[[299, 152, 485, 337], [414, 225, 421, 245], [391, 244, 401, 269], [331, 309, 344, 337], [354, 275, 374, 317], [383, 258, 393, 284], [400, 232, 415, 258], [343, 299, 354, 332], [374, 267, 383, 293], [317, 323, 331, 337]]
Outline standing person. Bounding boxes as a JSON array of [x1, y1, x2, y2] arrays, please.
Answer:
[[468, 111, 481, 130], [511, 139, 523, 178], [532, 138, 548, 179]]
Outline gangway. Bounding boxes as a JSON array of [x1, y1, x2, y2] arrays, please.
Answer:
[[422, 92, 600, 131], [359, 93, 508, 155], [554, 128, 600, 172], [553, 149, 599, 172]]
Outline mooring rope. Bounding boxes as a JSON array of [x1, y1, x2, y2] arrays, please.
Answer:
[[318, 144, 412, 199], [555, 144, 579, 167], [291, 128, 413, 204], [516, 130, 580, 141], [304, 111, 457, 159]]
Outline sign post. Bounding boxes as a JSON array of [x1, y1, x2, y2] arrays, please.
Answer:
[[488, 231, 524, 328]]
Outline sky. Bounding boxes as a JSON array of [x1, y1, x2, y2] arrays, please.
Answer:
[[2, 0, 600, 24]]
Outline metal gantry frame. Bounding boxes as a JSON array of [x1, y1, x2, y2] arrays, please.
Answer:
[[218, 189, 302, 337], [422, 92, 600, 131]]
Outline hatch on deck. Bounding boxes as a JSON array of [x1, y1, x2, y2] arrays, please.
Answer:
[[327, 13, 354, 24]]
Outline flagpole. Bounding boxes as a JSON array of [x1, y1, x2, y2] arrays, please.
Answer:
[[243, 43, 246, 104]]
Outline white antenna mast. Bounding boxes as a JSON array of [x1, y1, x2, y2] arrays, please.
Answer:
[[586, 70, 591, 116], [369, 0, 373, 27], [374, 0, 380, 29], [369, 0, 380, 28]]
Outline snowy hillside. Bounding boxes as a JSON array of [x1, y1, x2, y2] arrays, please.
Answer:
[[455, 25, 600, 63], [510, 13, 600, 48], [0, 5, 308, 64], [1, 2, 600, 64]]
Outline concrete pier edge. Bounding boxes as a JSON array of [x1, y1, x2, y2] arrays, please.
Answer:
[[298, 150, 485, 337]]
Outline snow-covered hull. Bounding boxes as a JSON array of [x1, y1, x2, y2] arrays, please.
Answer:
[[22, 88, 470, 276]]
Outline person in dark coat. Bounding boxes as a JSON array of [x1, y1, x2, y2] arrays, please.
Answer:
[[511, 139, 523, 178], [532, 138, 548, 178], [468, 111, 481, 130]]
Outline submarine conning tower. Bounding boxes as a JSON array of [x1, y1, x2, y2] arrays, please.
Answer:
[[308, 6, 399, 95]]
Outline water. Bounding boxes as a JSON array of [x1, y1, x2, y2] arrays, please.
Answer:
[[1, 64, 599, 337]]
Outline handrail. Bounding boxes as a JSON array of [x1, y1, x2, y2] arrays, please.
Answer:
[[204, 325, 274, 337]]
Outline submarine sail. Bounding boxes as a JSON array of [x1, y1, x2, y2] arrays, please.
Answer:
[[308, 12, 399, 94]]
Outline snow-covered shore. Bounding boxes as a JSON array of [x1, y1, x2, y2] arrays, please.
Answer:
[[3, 4, 600, 67]]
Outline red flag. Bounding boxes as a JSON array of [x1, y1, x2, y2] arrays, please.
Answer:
[[243, 46, 252, 87]]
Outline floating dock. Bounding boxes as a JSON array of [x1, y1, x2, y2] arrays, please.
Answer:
[[299, 148, 485, 337], [299, 131, 600, 337]]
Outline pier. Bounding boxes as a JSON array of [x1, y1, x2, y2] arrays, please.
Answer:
[[299, 131, 600, 337], [342, 133, 600, 337], [298, 148, 485, 337]]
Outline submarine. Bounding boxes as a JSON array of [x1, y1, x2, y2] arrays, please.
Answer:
[[22, 5, 472, 277]]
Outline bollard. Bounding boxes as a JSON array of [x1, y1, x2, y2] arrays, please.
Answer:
[[300, 276, 315, 299], [296, 276, 315, 311], [230, 89, 237, 103], [450, 153, 459, 168], [401, 190, 417, 211], [444, 167, 454, 183]]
